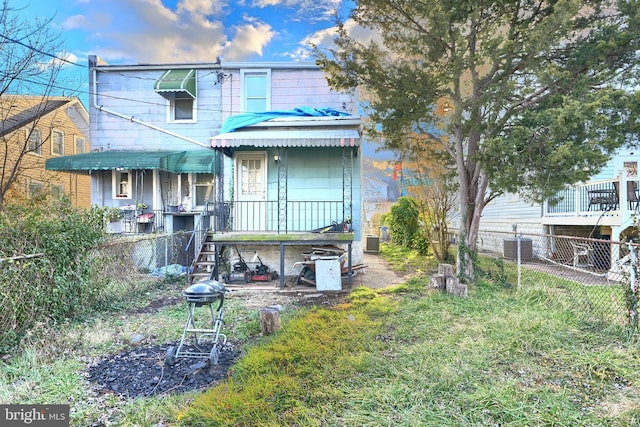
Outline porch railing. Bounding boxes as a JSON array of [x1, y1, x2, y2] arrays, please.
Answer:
[[545, 178, 639, 216], [210, 200, 350, 233]]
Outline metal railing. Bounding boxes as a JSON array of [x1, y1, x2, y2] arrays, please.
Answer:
[[545, 177, 640, 216], [211, 200, 349, 233], [183, 203, 214, 274]]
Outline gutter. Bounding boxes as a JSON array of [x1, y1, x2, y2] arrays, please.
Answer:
[[92, 69, 210, 148]]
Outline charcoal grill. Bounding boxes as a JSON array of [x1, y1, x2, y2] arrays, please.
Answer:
[[165, 279, 229, 367]]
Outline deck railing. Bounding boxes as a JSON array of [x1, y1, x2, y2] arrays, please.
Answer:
[[545, 177, 640, 217], [210, 200, 350, 233]]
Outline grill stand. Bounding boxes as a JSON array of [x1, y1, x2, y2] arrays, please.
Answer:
[[166, 281, 229, 368]]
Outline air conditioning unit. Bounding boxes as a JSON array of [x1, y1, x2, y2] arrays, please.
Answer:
[[365, 235, 380, 253], [503, 238, 532, 261]]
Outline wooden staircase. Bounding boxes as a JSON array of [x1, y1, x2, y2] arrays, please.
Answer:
[[188, 232, 218, 284]]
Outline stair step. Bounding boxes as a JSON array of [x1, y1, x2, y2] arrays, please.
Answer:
[[195, 261, 217, 266]]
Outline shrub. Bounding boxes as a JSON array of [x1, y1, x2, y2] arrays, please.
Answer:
[[0, 195, 107, 352]]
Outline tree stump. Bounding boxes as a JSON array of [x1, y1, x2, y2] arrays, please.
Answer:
[[260, 306, 281, 335]]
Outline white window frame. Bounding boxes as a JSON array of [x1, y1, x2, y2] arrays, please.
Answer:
[[240, 69, 271, 113], [193, 173, 215, 208], [26, 128, 42, 155], [74, 136, 86, 154], [112, 170, 132, 199], [51, 129, 64, 156], [167, 92, 197, 123]]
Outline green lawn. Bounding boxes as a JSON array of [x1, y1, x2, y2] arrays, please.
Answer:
[[2, 246, 639, 426]]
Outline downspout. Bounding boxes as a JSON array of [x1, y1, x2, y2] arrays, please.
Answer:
[[92, 69, 210, 148]]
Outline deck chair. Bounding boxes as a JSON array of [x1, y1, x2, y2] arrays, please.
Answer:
[[570, 242, 594, 268]]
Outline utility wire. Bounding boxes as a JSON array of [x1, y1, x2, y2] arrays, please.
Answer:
[[0, 33, 86, 68]]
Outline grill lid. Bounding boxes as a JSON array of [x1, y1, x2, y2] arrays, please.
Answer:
[[183, 280, 229, 297]]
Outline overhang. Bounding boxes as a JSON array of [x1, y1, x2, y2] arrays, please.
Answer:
[[46, 150, 220, 174], [161, 150, 221, 173], [154, 69, 197, 98], [210, 128, 360, 149]]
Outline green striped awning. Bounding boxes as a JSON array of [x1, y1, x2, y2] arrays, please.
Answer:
[[46, 150, 220, 174], [154, 69, 197, 98]]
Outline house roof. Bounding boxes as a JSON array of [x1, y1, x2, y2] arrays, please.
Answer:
[[0, 96, 87, 137], [45, 150, 221, 174]]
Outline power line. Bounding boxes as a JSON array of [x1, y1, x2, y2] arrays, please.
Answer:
[[0, 33, 86, 68]]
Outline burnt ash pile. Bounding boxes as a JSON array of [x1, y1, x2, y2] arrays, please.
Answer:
[[87, 343, 241, 398]]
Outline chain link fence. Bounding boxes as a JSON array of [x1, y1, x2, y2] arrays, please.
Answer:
[[472, 230, 637, 328], [0, 232, 193, 351]]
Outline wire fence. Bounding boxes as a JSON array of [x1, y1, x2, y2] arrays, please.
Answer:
[[472, 230, 637, 328]]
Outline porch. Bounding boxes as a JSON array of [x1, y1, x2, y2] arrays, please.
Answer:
[[183, 200, 356, 289], [543, 176, 639, 229]]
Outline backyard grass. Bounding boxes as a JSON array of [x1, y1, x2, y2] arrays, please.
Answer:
[[1, 245, 639, 426]]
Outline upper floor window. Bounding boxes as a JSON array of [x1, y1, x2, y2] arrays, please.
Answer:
[[75, 136, 86, 154], [26, 128, 42, 155], [170, 93, 195, 122], [241, 70, 271, 113], [51, 130, 64, 155]]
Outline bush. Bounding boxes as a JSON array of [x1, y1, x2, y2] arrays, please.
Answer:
[[0, 196, 107, 352], [383, 197, 420, 247]]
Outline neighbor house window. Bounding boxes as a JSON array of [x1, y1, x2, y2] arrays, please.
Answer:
[[50, 184, 65, 199], [113, 170, 132, 199], [194, 173, 215, 206], [26, 128, 42, 155], [28, 180, 44, 197], [51, 130, 64, 155], [241, 70, 270, 113], [75, 136, 86, 154], [170, 93, 195, 122]]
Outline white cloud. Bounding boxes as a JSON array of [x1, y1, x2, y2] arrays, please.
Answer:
[[250, 0, 340, 23], [77, 0, 230, 63], [60, 14, 89, 31], [222, 22, 275, 61]]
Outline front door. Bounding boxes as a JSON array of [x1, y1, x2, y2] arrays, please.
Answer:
[[235, 152, 267, 231]]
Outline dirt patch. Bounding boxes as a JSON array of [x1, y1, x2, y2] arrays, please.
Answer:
[[86, 289, 347, 399], [87, 343, 241, 398]]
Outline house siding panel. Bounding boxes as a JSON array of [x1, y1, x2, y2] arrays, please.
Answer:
[[2, 96, 91, 207]]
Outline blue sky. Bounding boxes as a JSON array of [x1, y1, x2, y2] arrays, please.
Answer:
[[11, 0, 394, 161], [16, 0, 354, 65]]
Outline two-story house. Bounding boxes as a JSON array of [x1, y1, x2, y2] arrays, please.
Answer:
[[46, 56, 363, 289], [1, 95, 90, 207]]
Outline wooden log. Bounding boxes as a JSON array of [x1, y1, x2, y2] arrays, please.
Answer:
[[260, 306, 281, 335]]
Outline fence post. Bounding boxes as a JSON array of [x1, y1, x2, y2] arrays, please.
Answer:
[[517, 232, 522, 289], [630, 243, 638, 330]]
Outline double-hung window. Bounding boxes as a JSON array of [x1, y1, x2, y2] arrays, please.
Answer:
[[241, 70, 270, 113], [26, 128, 42, 155], [75, 136, 86, 154], [113, 170, 132, 199], [51, 130, 64, 155]]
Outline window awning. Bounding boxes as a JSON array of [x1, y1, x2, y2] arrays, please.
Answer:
[[45, 150, 220, 174], [154, 69, 197, 98], [210, 129, 360, 149], [161, 150, 221, 173]]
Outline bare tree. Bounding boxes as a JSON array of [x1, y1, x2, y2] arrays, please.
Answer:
[[0, 1, 70, 207]]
